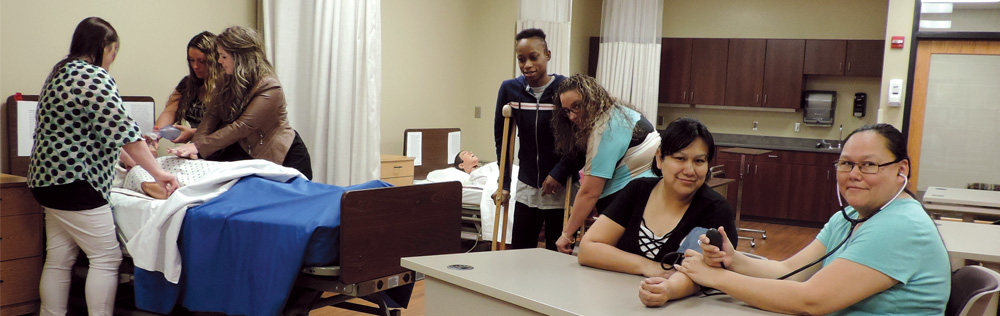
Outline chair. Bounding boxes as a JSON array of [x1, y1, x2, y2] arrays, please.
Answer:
[[947, 265, 1000, 316]]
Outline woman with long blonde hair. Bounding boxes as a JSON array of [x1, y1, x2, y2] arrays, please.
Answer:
[[169, 26, 312, 179]]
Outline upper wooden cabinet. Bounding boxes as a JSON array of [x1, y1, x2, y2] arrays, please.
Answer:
[[658, 38, 693, 104], [845, 40, 884, 76], [804, 39, 884, 76], [723, 39, 804, 109], [762, 39, 806, 109], [724, 39, 766, 107], [658, 38, 728, 105]]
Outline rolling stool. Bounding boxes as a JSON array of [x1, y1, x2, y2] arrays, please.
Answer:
[[710, 165, 761, 247], [734, 154, 765, 247]]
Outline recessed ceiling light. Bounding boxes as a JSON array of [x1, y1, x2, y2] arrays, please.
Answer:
[[922, 3, 954, 13], [920, 20, 953, 28]]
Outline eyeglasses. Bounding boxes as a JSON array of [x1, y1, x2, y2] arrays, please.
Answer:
[[833, 158, 903, 174], [560, 105, 581, 115]]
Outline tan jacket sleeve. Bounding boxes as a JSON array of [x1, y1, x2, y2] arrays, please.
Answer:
[[193, 77, 284, 158]]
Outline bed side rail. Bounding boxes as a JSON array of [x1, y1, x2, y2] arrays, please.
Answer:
[[339, 181, 461, 284]]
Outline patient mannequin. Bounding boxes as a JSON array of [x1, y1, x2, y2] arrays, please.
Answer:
[[122, 157, 225, 199], [453, 151, 481, 173]]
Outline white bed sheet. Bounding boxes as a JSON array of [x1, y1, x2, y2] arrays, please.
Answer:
[[416, 162, 518, 244], [115, 159, 304, 283]]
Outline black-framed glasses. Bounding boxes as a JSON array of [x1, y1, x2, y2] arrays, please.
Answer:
[[659, 252, 686, 270], [560, 105, 581, 115], [833, 158, 903, 174]]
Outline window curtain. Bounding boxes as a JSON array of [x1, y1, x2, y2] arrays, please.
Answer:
[[596, 0, 662, 120], [261, 0, 382, 185], [517, 0, 573, 77]]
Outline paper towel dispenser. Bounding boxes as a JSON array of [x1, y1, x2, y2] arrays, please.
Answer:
[[802, 91, 836, 126]]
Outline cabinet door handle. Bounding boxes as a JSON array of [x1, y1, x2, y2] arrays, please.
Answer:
[[763, 94, 768, 105], [827, 170, 830, 180], [847, 62, 852, 72], [767, 155, 778, 158], [690, 91, 695, 102], [754, 165, 758, 175], [682, 91, 687, 101], [839, 62, 843, 72], [755, 94, 759, 103], [394, 166, 403, 169]]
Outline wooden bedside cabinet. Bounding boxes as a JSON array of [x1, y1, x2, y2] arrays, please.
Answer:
[[380, 155, 415, 186], [1, 174, 44, 315]]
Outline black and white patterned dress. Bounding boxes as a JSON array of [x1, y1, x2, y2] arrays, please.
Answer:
[[28, 59, 142, 202]]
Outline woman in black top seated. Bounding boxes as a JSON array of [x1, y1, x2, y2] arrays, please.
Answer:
[[577, 117, 737, 307]]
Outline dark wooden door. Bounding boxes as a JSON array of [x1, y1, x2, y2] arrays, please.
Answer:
[[762, 39, 805, 109], [689, 38, 729, 105], [786, 164, 837, 222], [588, 37, 600, 77], [845, 40, 885, 77], [750, 162, 792, 220], [659, 38, 693, 104], [724, 39, 766, 107], [803, 40, 847, 75]]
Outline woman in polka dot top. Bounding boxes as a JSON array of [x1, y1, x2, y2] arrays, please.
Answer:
[[168, 26, 312, 179], [27, 17, 179, 316]]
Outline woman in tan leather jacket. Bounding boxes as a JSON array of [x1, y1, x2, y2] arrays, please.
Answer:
[[169, 26, 312, 179]]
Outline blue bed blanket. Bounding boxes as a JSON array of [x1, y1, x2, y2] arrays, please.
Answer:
[[135, 176, 392, 315]]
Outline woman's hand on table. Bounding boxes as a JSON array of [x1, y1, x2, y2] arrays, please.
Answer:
[[168, 143, 199, 159], [675, 250, 724, 289], [555, 233, 575, 254], [639, 277, 673, 307]]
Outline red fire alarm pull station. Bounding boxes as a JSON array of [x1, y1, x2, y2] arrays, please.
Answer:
[[891, 36, 905, 49]]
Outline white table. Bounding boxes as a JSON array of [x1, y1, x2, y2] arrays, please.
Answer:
[[401, 248, 780, 316], [936, 220, 1000, 270], [924, 187, 1000, 222]]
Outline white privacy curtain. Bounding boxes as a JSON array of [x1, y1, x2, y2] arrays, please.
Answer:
[[262, 0, 382, 185], [517, 0, 572, 76], [596, 0, 662, 120]]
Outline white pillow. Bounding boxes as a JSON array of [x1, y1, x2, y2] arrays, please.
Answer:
[[425, 167, 471, 185]]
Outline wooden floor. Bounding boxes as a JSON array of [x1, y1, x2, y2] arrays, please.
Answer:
[[311, 220, 821, 316]]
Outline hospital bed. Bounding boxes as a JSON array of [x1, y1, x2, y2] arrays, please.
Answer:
[[403, 128, 517, 246], [107, 163, 461, 316]]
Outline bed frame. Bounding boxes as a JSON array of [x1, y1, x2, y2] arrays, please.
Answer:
[[283, 181, 461, 315], [403, 128, 460, 179]]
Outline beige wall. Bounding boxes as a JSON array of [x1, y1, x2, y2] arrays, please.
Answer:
[[379, 0, 605, 162], [879, 0, 916, 129], [657, 0, 892, 140], [569, 0, 603, 76], [0, 1, 257, 133], [380, 0, 518, 162]]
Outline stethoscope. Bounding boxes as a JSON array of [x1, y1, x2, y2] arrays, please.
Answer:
[[777, 173, 909, 280]]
